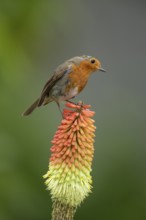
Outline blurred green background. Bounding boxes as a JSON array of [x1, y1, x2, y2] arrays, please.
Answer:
[[0, 0, 146, 219]]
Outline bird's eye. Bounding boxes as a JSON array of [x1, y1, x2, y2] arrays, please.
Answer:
[[90, 59, 96, 64]]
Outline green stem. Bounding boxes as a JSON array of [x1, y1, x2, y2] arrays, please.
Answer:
[[52, 200, 76, 220]]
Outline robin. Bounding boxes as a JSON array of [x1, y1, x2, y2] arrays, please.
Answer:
[[23, 55, 106, 116]]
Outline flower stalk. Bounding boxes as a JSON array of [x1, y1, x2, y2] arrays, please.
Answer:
[[43, 102, 96, 220]]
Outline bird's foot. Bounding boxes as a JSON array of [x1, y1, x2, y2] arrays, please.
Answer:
[[66, 100, 83, 106]]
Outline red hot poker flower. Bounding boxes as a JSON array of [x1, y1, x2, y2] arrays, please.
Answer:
[[44, 102, 96, 218]]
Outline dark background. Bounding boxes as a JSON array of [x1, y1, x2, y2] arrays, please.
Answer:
[[0, 0, 146, 219]]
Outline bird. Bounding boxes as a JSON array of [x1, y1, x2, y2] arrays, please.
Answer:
[[23, 55, 106, 116]]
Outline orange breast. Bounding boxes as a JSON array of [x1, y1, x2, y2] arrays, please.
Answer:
[[66, 61, 93, 93]]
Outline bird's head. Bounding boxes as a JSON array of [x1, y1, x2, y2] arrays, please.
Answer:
[[81, 55, 106, 73]]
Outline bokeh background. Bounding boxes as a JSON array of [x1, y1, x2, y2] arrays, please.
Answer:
[[0, 0, 146, 219]]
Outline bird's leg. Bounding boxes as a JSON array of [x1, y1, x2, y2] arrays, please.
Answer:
[[66, 100, 76, 104], [56, 101, 64, 118], [66, 97, 77, 105]]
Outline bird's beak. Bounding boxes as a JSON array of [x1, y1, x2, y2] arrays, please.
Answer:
[[99, 67, 106, 72]]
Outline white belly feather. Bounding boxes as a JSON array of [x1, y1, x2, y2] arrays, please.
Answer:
[[59, 87, 78, 101]]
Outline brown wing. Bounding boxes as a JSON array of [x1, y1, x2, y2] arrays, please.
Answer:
[[37, 62, 72, 106]]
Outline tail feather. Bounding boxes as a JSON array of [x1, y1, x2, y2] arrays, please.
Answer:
[[22, 98, 39, 116], [22, 96, 54, 116]]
